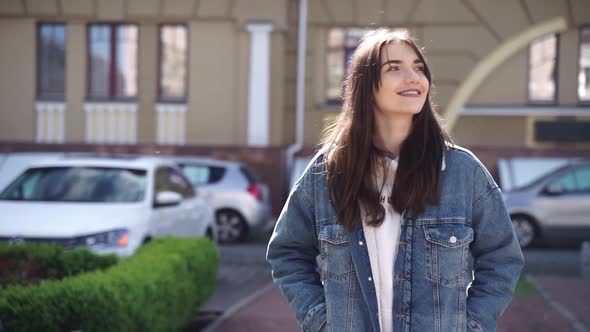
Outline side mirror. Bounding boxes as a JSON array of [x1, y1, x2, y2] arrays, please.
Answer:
[[155, 191, 182, 207], [545, 183, 564, 196]]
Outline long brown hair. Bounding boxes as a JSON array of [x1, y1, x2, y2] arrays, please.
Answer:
[[320, 28, 454, 231]]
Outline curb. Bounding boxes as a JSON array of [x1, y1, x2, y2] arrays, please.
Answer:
[[202, 282, 276, 332]]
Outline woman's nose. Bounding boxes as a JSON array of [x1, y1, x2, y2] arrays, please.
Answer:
[[404, 68, 420, 83]]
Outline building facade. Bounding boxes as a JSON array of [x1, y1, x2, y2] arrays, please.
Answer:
[[1, 0, 589, 149], [1, 0, 590, 215]]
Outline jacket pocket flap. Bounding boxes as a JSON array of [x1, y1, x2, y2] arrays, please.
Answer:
[[319, 223, 349, 245], [424, 224, 473, 248]]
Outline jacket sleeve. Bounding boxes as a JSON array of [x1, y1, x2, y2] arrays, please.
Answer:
[[266, 179, 327, 332], [466, 164, 525, 332]]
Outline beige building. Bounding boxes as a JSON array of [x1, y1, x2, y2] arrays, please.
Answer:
[[0, 0, 589, 151]]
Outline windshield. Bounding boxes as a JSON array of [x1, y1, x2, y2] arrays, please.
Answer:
[[0, 166, 147, 203]]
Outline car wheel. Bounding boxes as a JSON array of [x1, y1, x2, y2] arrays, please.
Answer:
[[216, 210, 248, 243], [511, 215, 536, 248]]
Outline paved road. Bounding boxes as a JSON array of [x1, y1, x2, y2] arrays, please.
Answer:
[[200, 231, 273, 313], [522, 245, 582, 276]]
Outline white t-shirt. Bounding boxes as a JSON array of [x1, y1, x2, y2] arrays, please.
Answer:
[[362, 156, 401, 332]]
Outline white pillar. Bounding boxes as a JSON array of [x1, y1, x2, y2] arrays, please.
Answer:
[[245, 22, 273, 147]]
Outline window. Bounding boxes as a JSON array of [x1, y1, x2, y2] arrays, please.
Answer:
[[159, 25, 188, 100], [88, 24, 138, 100], [178, 164, 226, 186], [578, 27, 590, 103], [38, 23, 66, 100], [325, 28, 407, 103], [548, 166, 590, 193], [0, 167, 146, 202], [528, 34, 558, 103], [154, 167, 194, 199], [575, 166, 590, 192]]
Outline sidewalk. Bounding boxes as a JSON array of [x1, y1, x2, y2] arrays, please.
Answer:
[[211, 274, 590, 332]]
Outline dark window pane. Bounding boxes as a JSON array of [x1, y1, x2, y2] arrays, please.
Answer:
[[38, 24, 66, 100], [579, 28, 590, 102], [529, 34, 557, 102], [115, 25, 138, 98], [89, 24, 112, 98], [209, 166, 225, 183], [160, 25, 187, 99]]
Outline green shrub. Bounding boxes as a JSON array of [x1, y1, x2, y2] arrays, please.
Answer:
[[0, 237, 219, 332], [0, 243, 118, 287]]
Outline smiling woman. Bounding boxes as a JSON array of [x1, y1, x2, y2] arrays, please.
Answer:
[[267, 28, 524, 332]]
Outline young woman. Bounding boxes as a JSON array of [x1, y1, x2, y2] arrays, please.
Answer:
[[267, 28, 524, 332]]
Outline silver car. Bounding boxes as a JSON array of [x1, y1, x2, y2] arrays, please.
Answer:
[[171, 157, 272, 243], [503, 160, 590, 248]]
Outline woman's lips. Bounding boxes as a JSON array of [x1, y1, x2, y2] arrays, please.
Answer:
[[397, 89, 421, 97]]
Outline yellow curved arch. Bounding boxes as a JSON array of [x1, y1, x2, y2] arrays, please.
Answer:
[[444, 16, 570, 130]]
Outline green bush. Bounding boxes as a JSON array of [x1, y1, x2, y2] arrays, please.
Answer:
[[0, 237, 219, 332], [0, 243, 118, 287]]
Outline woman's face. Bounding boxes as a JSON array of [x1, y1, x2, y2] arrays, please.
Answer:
[[373, 41, 429, 115]]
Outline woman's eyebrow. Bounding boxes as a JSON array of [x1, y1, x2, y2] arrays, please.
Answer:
[[381, 59, 423, 67]]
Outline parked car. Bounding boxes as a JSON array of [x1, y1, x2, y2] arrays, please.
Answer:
[[170, 156, 272, 243], [0, 155, 216, 256], [503, 160, 590, 248]]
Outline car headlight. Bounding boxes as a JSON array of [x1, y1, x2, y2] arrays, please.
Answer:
[[74, 229, 129, 248]]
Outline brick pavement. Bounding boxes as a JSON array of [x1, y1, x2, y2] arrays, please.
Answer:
[[212, 274, 590, 332]]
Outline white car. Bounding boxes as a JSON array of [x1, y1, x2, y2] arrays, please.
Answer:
[[0, 155, 216, 257]]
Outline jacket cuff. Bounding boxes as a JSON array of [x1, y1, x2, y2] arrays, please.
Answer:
[[302, 301, 327, 332]]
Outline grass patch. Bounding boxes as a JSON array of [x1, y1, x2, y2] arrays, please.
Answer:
[[514, 275, 540, 299]]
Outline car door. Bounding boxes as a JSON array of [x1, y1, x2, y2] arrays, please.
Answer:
[[166, 166, 206, 237], [536, 165, 590, 234]]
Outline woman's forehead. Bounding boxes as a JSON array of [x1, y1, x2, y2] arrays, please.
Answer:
[[380, 41, 419, 62]]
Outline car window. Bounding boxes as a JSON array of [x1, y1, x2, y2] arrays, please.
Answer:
[[181, 165, 210, 185], [550, 171, 577, 193], [154, 166, 194, 199], [179, 164, 225, 185], [154, 167, 169, 195], [0, 167, 146, 202], [167, 167, 194, 199], [574, 166, 590, 192]]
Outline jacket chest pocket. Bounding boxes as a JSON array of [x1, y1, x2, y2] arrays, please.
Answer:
[[318, 223, 353, 281], [423, 223, 473, 287]]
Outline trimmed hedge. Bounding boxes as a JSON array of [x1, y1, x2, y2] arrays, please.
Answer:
[[0, 237, 219, 332], [0, 243, 118, 287]]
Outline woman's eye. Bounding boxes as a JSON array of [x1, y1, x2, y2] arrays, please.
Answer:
[[415, 66, 424, 72], [387, 66, 399, 72]]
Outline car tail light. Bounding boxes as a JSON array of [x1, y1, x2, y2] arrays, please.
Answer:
[[247, 184, 263, 201]]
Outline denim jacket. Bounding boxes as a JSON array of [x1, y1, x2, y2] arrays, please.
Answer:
[[266, 145, 524, 332]]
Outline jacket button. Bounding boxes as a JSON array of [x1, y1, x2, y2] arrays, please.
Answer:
[[450, 236, 457, 244], [359, 241, 364, 246], [368, 277, 372, 282]]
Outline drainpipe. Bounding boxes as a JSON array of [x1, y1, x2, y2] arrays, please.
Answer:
[[284, 0, 308, 195]]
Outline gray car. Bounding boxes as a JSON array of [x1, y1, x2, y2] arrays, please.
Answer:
[[503, 160, 590, 248], [170, 157, 272, 243]]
